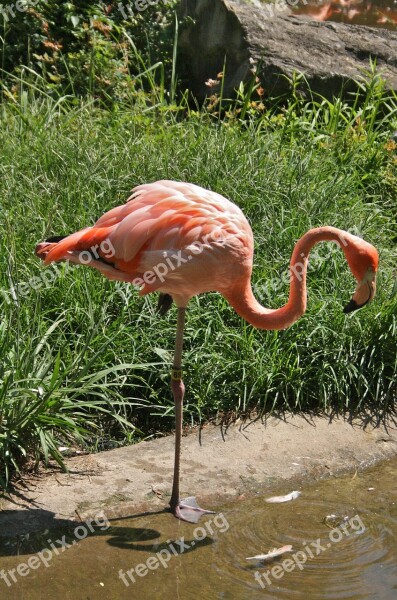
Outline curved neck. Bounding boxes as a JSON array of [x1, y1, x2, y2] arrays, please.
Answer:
[[224, 227, 352, 330]]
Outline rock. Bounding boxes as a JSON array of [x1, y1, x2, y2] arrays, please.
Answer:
[[177, 0, 397, 100]]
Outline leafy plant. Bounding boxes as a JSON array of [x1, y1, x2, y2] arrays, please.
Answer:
[[0, 0, 178, 103]]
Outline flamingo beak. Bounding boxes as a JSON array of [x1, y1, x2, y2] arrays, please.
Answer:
[[343, 269, 376, 314]]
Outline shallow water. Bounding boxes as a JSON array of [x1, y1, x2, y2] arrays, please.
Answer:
[[0, 459, 396, 599], [279, 0, 397, 30]]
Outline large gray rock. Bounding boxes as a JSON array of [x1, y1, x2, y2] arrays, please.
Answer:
[[178, 0, 397, 100]]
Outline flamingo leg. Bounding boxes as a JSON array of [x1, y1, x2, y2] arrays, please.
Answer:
[[169, 307, 215, 523]]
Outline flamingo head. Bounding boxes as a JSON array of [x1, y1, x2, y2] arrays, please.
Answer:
[[343, 237, 379, 313]]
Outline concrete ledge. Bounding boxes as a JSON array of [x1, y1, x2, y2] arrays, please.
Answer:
[[1, 413, 396, 538]]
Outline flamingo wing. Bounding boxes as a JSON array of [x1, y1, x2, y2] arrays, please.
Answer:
[[37, 181, 253, 304]]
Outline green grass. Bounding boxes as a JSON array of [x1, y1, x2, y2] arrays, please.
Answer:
[[0, 72, 396, 485]]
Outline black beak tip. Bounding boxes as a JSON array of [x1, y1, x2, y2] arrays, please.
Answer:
[[343, 299, 359, 314]]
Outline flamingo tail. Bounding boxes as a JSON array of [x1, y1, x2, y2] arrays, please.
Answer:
[[36, 227, 115, 265]]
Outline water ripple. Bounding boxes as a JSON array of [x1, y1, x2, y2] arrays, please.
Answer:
[[210, 465, 397, 599]]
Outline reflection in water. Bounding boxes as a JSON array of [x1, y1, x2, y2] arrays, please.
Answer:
[[293, 0, 397, 29], [0, 459, 396, 599]]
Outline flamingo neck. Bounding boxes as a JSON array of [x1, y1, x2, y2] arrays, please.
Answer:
[[224, 227, 352, 331]]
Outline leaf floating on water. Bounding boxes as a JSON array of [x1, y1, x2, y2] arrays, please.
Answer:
[[246, 545, 294, 561], [265, 490, 301, 503]]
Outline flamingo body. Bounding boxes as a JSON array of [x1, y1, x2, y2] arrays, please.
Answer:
[[41, 181, 253, 306], [36, 179, 378, 522]]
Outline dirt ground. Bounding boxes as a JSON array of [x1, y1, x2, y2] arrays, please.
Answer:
[[1, 413, 397, 538]]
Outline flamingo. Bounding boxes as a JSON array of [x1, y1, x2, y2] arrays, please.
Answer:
[[35, 180, 379, 523]]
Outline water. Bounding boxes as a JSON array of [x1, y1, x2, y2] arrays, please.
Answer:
[[291, 0, 397, 30], [0, 459, 396, 599]]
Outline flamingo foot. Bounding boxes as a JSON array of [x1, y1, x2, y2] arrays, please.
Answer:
[[172, 496, 215, 523]]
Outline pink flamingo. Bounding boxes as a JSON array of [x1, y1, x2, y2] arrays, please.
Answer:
[[35, 180, 378, 523]]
